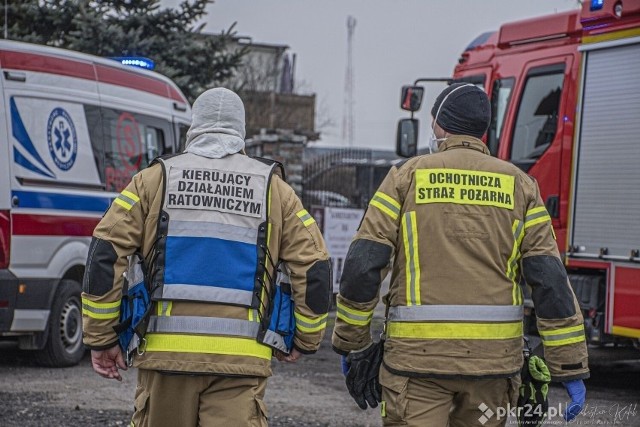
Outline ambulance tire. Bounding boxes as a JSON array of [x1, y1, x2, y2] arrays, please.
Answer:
[[34, 280, 85, 367]]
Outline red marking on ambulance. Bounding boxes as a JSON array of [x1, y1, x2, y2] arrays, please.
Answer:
[[116, 112, 142, 173], [12, 214, 99, 237]]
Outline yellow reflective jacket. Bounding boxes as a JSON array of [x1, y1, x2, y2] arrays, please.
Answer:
[[82, 153, 331, 377], [332, 136, 589, 381]]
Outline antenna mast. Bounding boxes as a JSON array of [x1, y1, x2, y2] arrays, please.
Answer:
[[342, 16, 356, 147]]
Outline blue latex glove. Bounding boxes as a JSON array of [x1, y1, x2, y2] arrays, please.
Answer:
[[341, 355, 350, 376], [563, 379, 586, 421]]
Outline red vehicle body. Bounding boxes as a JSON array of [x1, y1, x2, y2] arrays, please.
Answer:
[[450, 0, 640, 346]]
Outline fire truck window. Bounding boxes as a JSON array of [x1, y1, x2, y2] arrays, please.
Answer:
[[101, 108, 168, 192], [511, 72, 564, 161], [488, 78, 514, 156]]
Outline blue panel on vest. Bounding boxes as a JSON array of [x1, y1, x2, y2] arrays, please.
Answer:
[[164, 236, 257, 291]]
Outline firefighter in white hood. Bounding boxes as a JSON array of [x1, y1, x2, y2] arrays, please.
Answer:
[[82, 88, 332, 426]]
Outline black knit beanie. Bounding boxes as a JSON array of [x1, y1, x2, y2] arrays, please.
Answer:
[[430, 83, 491, 139]]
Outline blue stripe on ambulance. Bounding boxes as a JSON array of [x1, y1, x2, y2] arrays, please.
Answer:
[[13, 147, 56, 178], [12, 190, 112, 213]]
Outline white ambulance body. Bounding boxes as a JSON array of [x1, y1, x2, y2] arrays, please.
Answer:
[[0, 40, 191, 366]]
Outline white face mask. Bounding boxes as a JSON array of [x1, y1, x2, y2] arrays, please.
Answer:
[[429, 83, 476, 154], [427, 126, 445, 154]]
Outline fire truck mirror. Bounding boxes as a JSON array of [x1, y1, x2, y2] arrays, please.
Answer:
[[400, 86, 424, 112], [396, 118, 419, 158]]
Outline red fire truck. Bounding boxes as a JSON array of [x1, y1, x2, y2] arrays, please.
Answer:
[[397, 0, 640, 348]]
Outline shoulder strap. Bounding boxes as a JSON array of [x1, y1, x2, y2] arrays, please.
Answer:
[[251, 156, 286, 182], [149, 152, 183, 168]]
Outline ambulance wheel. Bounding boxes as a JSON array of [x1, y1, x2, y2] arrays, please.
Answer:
[[34, 280, 85, 367]]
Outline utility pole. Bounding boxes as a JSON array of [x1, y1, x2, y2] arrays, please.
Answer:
[[341, 16, 356, 147]]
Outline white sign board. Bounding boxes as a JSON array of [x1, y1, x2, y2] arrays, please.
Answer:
[[320, 207, 364, 293]]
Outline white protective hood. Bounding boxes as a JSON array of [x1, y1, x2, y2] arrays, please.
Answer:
[[184, 87, 246, 159]]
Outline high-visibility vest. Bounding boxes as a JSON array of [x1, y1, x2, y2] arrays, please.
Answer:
[[152, 152, 274, 307], [140, 153, 281, 359]]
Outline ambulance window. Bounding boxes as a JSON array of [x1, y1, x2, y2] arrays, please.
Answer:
[[177, 123, 189, 152], [85, 105, 105, 183], [510, 67, 564, 162], [487, 78, 514, 156], [145, 127, 164, 163], [101, 108, 169, 192]]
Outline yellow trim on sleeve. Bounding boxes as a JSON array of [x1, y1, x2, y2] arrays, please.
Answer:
[[82, 309, 119, 320], [296, 209, 316, 227], [370, 199, 399, 220], [82, 299, 120, 309], [81, 297, 120, 320], [525, 206, 547, 216], [295, 312, 328, 333], [375, 191, 401, 210], [294, 312, 328, 325], [336, 301, 374, 326], [540, 325, 586, 346], [370, 192, 401, 221], [539, 325, 584, 337], [524, 215, 552, 229], [113, 198, 133, 210], [121, 190, 140, 203]]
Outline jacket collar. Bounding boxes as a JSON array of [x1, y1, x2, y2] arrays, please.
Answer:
[[439, 135, 490, 155]]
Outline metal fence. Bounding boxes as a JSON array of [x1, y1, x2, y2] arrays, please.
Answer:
[[301, 148, 391, 210]]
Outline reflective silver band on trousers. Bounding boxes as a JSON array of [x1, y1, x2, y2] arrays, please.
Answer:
[[168, 220, 258, 245], [388, 305, 524, 322], [161, 284, 254, 307], [147, 315, 260, 337]]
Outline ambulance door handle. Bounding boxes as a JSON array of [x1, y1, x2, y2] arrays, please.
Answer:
[[12, 196, 19, 207], [4, 71, 26, 82]]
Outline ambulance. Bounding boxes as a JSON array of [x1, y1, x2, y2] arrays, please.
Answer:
[[0, 40, 191, 366]]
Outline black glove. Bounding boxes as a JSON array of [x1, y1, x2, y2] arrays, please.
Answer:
[[345, 340, 384, 410], [518, 354, 551, 427]]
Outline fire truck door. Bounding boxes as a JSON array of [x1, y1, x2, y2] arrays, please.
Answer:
[[505, 55, 573, 242]]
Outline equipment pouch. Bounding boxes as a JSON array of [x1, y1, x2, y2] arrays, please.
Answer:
[[258, 263, 296, 354], [113, 253, 152, 366]]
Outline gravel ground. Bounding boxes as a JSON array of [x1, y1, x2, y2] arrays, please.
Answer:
[[0, 312, 639, 426]]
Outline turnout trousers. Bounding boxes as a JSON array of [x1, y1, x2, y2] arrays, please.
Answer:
[[131, 369, 268, 427], [379, 365, 519, 427]]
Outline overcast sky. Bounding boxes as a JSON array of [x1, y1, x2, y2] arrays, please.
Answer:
[[162, 0, 579, 151]]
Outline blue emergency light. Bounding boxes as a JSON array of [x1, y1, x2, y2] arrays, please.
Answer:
[[590, 0, 604, 11], [110, 56, 155, 70]]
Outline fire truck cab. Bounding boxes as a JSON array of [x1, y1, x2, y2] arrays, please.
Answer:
[[397, 0, 640, 347]]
